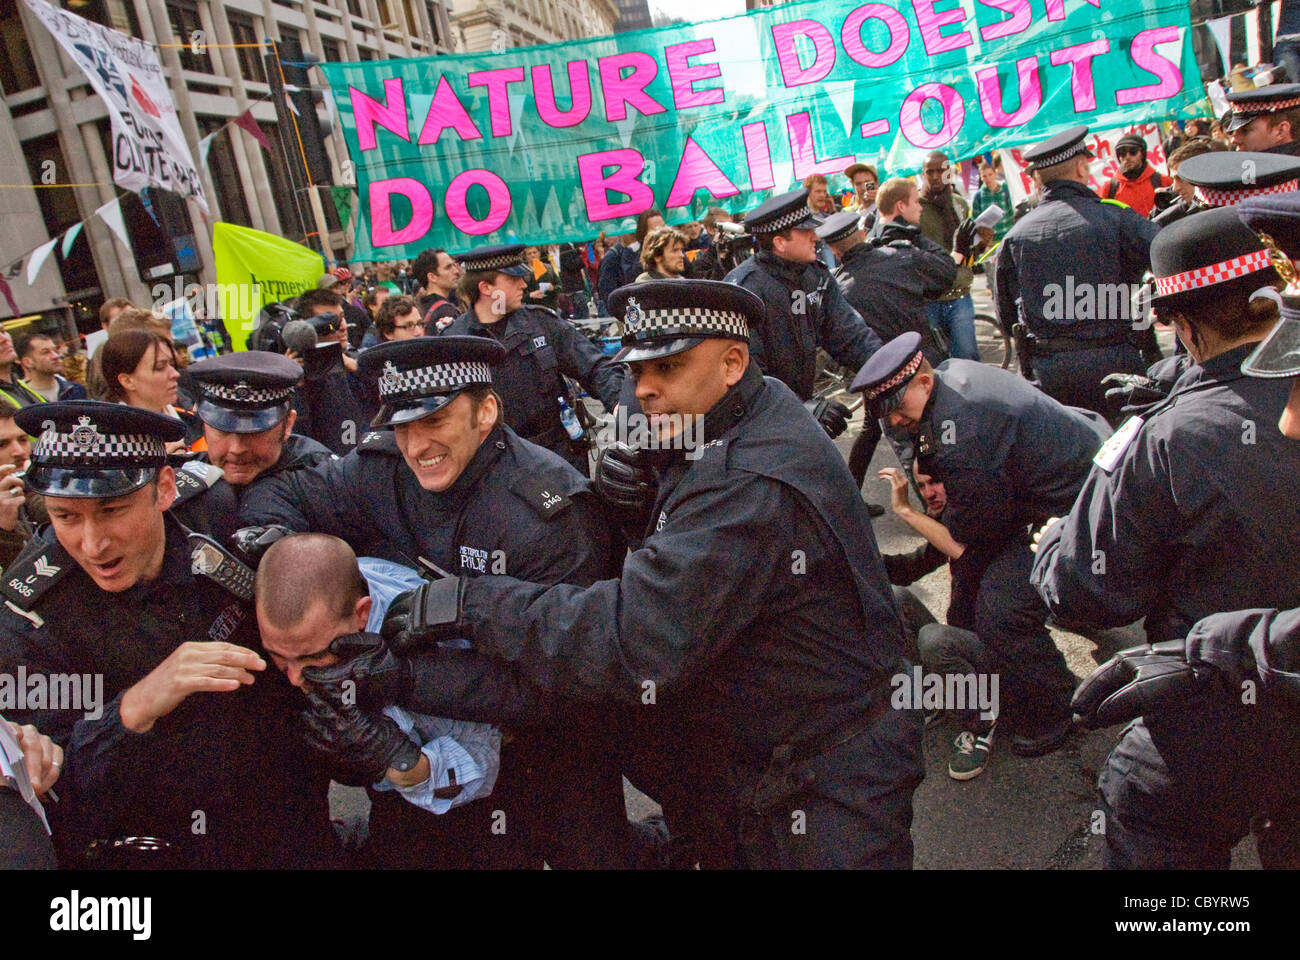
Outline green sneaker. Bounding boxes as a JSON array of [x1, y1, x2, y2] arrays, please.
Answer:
[[948, 723, 995, 781]]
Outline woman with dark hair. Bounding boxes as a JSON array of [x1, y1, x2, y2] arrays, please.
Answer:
[[1030, 205, 1300, 868], [100, 328, 190, 452], [634, 208, 664, 248]]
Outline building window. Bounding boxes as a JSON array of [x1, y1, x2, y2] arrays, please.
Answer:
[[348, 0, 364, 15], [425, 2, 443, 46], [201, 119, 252, 228], [228, 12, 266, 84], [0, 0, 38, 94], [76, 0, 142, 35], [322, 37, 342, 62], [166, 1, 214, 74]]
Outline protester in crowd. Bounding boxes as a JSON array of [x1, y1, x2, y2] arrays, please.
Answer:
[[558, 242, 591, 318], [364, 295, 427, 348], [1152, 137, 1229, 226], [803, 173, 835, 215], [844, 163, 880, 230], [15, 331, 86, 402], [636, 227, 688, 281], [317, 272, 372, 349], [1100, 132, 1165, 217], [597, 232, 641, 312], [971, 159, 1014, 243], [290, 288, 370, 454], [0, 403, 37, 570], [411, 248, 461, 333], [917, 151, 980, 361], [522, 245, 561, 311], [99, 329, 192, 453]]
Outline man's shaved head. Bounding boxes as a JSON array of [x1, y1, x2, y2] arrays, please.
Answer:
[[255, 533, 368, 630]]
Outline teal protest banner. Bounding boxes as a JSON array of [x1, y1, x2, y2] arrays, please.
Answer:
[[321, 0, 1202, 258]]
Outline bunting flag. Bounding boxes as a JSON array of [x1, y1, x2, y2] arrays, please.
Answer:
[[139, 188, 160, 227], [198, 131, 218, 172], [95, 196, 130, 253], [1207, 15, 1235, 74], [26, 237, 58, 285], [60, 221, 82, 258], [232, 109, 271, 151], [327, 186, 354, 232], [0, 274, 18, 317]]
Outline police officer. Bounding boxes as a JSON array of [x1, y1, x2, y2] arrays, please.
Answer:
[[1102, 152, 1300, 417], [1036, 202, 1300, 868], [441, 244, 625, 473], [854, 332, 1109, 755], [726, 188, 883, 439], [334, 280, 924, 869], [0, 402, 335, 867], [235, 336, 635, 868], [820, 210, 953, 363], [995, 126, 1160, 417], [1225, 83, 1300, 155]]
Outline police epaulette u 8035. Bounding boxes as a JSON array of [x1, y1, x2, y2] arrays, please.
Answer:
[[1, 531, 74, 611]]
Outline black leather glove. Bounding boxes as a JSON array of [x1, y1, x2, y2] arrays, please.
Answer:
[[1101, 372, 1168, 416], [952, 217, 976, 259], [1071, 640, 1216, 729], [229, 524, 294, 565], [380, 577, 466, 654], [804, 397, 851, 439], [301, 632, 413, 713], [299, 687, 421, 787], [594, 442, 656, 530]]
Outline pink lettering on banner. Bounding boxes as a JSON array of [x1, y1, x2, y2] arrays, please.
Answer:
[[533, 62, 593, 127], [1117, 27, 1182, 106], [418, 75, 483, 144], [351, 78, 409, 152], [577, 148, 654, 220], [742, 121, 775, 191], [976, 58, 1042, 127], [665, 39, 725, 109], [370, 178, 433, 246], [899, 82, 965, 148], [445, 169, 511, 234], [1050, 39, 1109, 112], [666, 137, 740, 206], [599, 53, 667, 122], [466, 66, 526, 137], [842, 4, 910, 68], [786, 112, 853, 179], [860, 118, 891, 137], [1043, 0, 1064, 20], [772, 20, 836, 88], [978, 0, 1031, 42], [912, 0, 972, 56]]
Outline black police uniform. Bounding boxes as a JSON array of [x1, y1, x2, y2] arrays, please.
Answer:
[[1032, 205, 1300, 867], [442, 245, 625, 473], [430, 282, 923, 868], [995, 127, 1159, 416], [858, 339, 1108, 732], [185, 351, 335, 509], [830, 223, 954, 365], [0, 402, 335, 868], [239, 339, 633, 869], [726, 190, 883, 399]]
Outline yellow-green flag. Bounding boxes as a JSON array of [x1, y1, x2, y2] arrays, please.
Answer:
[[212, 221, 324, 351]]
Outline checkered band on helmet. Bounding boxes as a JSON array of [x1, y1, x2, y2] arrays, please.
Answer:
[[1030, 143, 1086, 168], [865, 350, 924, 400], [1153, 248, 1273, 298], [376, 360, 493, 400], [623, 301, 750, 341], [200, 380, 293, 406], [1194, 179, 1300, 208], [1233, 96, 1300, 115], [460, 252, 523, 271], [33, 416, 166, 464], [751, 205, 812, 234]]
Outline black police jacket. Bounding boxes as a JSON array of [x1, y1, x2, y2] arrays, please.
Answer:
[[1183, 607, 1300, 719], [291, 344, 369, 456], [1032, 343, 1300, 644], [727, 251, 883, 399], [446, 366, 919, 829], [995, 179, 1159, 340], [240, 424, 618, 723], [441, 306, 624, 452], [0, 517, 335, 868], [916, 360, 1111, 548], [834, 232, 954, 363]]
